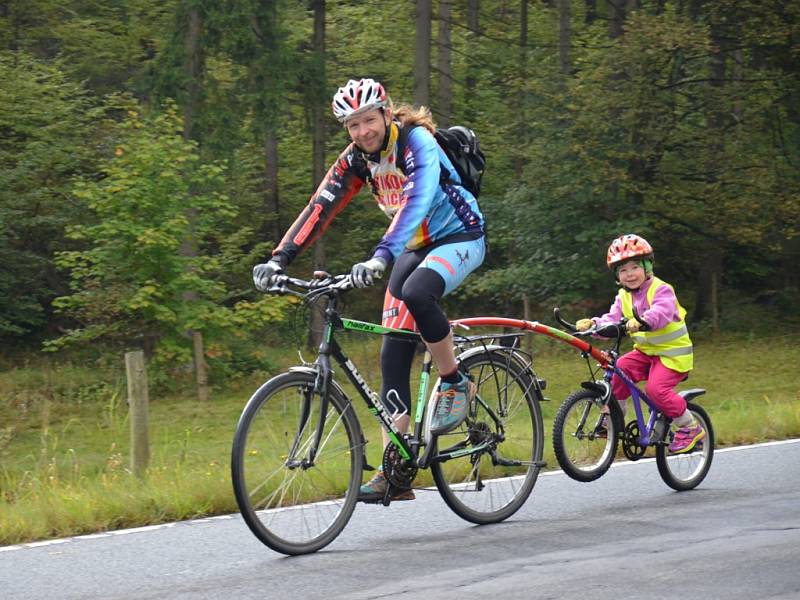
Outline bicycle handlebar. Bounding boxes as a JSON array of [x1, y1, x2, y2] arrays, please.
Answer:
[[553, 307, 626, 342], [265, 272, 354, 296], [553, 307, 576, 331]]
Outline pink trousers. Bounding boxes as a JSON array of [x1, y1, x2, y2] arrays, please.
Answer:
[[611, 349, 688, 418]]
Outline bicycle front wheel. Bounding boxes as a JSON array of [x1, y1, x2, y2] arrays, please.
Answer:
[[429, 350, 545, 524], [656, 402, 714, 491], [553, 388, 620, 482], [231, 371, 362, 555]]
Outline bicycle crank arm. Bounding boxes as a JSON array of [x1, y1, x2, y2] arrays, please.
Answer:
[[491, 450, 546, 468]]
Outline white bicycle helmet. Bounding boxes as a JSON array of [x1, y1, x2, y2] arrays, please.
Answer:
[[331, 78, 388, 122]]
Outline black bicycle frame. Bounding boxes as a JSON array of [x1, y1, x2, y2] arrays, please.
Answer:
[[289, 287, 528, 471], [293, 293, 423, 466]]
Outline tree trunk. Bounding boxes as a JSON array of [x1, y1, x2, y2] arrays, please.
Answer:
[[182, 4, 208, 402], [249, 5, 283, 246], [558, 0, 571, 75], [514, 0, 529, 177], [263, 131, 280, 244], [183, 7, 203, 143], [308, 0, 327, 349], [693, 20, 727, 327], [523, 293, 532, 356], [693, 249, 723, 329], [465, 0, 480, 121], [584, 0, 597, 24], [608, 0, 625, 39], [436, 0, 452, 126], [192, 330, 208, 402], [414, 0, 432, 106]]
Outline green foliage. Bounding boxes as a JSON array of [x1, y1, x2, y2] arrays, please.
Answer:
[[0, 52, 103, 337], [2, 0, 800, 352], [0, 0, 175, 95], [48, 100, 291, 373]]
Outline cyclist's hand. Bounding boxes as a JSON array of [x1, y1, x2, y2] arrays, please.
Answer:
[[350, 257, 386, 288], [253, 260, 283, 291], [625, 317, 641, 333], [576, 318, 594, 332]]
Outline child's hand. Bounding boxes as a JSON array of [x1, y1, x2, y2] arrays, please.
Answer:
[[576, 318, 594, 331], [625, 318, 641, 333]]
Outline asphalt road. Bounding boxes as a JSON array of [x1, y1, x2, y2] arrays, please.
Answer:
[[3, 440, 799, 600]]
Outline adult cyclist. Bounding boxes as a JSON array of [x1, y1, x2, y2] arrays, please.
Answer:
[[252, 77, 487, 502]]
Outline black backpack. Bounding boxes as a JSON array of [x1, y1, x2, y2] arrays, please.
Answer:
[[396, 124, 486, 197]]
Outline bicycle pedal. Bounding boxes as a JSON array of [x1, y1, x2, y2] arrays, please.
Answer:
[[357, 495, 387, 505]]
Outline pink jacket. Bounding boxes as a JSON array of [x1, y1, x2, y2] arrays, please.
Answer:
[[594, 277, 681, 331]]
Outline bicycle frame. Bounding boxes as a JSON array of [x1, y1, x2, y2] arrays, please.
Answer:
[[296, 296, 424, 465], [605, 363, 663, 446], [452, 316, 663, 447], [294, 293, 531, 472]]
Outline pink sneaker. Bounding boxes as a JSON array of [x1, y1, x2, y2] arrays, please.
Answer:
[[669, 424, 706, 453]]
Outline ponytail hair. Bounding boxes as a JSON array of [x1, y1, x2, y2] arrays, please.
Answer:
[[392, 103, 436, 134]]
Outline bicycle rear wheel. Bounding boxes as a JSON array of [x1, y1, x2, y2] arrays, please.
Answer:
[[429, 350, 545, 524], [231, 371, 362, 555], [553, 388, 620, 482], [656, 402, 714, 491]]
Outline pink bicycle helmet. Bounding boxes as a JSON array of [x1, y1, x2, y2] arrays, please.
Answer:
[[331, 78, 388, 122], [606, 234, 654, 270]]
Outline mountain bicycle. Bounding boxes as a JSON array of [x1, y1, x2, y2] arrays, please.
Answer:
[[550, 308, 714, 491], [231, 272, 546, 555]]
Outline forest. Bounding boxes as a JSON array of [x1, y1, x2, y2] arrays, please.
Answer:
[[2, 0, 799, 391]]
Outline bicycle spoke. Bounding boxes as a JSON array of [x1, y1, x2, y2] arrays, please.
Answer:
[[553, 389, 618, 482], [431, 350, 544, 524], [231, 372, 361, 555]]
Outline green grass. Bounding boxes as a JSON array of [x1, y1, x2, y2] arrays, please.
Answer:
[[1, 328, 798, 545]]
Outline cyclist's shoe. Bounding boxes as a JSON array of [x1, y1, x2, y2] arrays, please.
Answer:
[[430, 373, 476, 435], [358, 470, 415, 502], [669, 423, 706, 453]]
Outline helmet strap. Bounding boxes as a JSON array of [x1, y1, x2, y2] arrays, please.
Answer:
[[614, 259, 653, 290], [379, 109, 392, 152]]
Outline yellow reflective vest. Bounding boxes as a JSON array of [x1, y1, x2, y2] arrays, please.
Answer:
[[618, 276, 693, 373]]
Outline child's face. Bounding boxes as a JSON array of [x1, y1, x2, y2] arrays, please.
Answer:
[[617, 261, 647, 290]]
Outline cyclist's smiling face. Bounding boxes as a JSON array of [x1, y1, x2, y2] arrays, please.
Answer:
[[345, 108, 390, 154], [617, 260, 647, 290]]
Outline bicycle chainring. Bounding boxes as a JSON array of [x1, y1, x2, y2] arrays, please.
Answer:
[[621, 420, 646, 461], [382, 443, 418, 489]]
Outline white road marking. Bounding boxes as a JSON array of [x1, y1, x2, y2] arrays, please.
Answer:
[[1, 439, 797, 553]]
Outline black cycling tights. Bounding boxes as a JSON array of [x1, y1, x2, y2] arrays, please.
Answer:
[[380, 259, 450, 415], [380, 336, 418, 417], [388, 258, 449, 344]]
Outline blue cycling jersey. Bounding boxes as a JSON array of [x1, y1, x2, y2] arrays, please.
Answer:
[[272, 121, 484, 266]]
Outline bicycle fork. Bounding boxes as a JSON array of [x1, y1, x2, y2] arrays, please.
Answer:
[[284, 364, 331, 470]]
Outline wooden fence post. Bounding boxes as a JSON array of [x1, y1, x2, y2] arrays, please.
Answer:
[[125, 350, 150, 476]]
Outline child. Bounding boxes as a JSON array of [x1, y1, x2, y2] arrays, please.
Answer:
[[576, 234, 705, 453]]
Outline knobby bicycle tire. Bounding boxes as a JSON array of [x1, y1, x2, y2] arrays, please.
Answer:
[[656, 402, 714, 491], [231, 371, 363, 555], [429, 350, 545, 524], [553, 388, 622, 482]]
